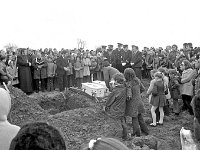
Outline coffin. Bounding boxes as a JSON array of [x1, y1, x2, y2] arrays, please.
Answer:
[[82, 82, 107, 97]]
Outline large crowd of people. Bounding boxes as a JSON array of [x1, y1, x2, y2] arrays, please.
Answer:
[[0, 42, 200, 94], [1, 42, 200, 149]]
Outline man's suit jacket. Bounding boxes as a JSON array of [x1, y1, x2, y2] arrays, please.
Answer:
[[55, 56, 68, 75], [132, 51, 143, 68]]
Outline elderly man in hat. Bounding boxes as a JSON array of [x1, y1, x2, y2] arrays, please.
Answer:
[[111, 43, 123, 72], [122, 44, 132, 72], [131, 45, 143, 79]]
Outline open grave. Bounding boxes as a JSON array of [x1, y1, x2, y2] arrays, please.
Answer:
[[6, 83, 199, 150]]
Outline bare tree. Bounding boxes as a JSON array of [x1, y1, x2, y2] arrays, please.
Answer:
[[4, 43, 18, 52], [77, 39, 81, 49], [77, 39, 87, 49]]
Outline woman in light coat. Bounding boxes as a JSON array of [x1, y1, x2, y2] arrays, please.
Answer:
[[82, 53, 91, 82], [180, 60, 196, 115]]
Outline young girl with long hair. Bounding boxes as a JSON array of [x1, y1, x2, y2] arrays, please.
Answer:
[[147, 72, 166, 127]]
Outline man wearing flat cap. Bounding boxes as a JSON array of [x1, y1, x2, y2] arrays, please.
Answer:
[[122, 45, 132, 72], [111, 43, 123, 72], [108, 45, 113, 50], [131, 45, 143, 79]]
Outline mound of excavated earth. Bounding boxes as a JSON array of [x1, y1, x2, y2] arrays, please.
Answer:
[[6, 83, 200, 150], [8, 86, 48, 126]]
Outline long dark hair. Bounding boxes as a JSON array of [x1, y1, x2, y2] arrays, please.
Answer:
[[124, 68, 139, 85], [9, 122, 66, 150]]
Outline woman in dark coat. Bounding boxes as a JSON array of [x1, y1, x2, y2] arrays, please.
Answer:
[[124, 68, 148, 136], [17, 49, 33, 94]]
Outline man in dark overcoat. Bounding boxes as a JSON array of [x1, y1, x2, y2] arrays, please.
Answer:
[[111, 43, 123, 72], [55, 50, 69, 91], [131, 45, 143, 79], [17, 48, 33, 94], [122, 45, 132, 72]]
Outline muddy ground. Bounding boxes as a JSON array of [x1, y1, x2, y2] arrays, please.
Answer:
[[7, 79, 199, 150]]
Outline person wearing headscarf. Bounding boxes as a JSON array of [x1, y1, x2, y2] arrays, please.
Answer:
[[0, 88, 20, 150]]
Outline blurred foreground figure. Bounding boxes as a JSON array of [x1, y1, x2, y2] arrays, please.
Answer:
[[9, 122, 66, 150], [191, 90, 200, 142], [81, 137, 129, 150], [0, 88, 20, 150]]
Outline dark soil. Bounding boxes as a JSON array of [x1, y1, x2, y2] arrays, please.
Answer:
[[7, 80, 200, 150]]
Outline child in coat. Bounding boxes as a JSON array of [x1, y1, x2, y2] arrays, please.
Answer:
[[74, 56, 84, 88], [168, 69, 181, 116], [82, 53, 91, 83], [125, 68, 149, 136], [105, 73, 128, 140], [47, 56, 57, 92], [147, 72, 166, 127]]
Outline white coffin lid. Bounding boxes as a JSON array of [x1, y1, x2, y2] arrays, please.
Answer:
[[82, 83, 104, 89]]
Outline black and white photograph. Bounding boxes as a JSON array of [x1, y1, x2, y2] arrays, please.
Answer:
[[0, 0, 200, 149]]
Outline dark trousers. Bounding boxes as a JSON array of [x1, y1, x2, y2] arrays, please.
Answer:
[[71, 74, 75, 87], [53, 76, 58, 89], [57, 74, 65, 91], [138, 114, 149, 135], [76, 78, 83, 88], [133, 67, 142, 80], [47, 77, 54, 92], [97, 71, 103, 81], [83, 76, 90, 83], [146, 68, 152, 79], [92, 72, 97, 81], [121, 117, 128, 139], [132, 116, 140, 136], [182, 94, 194, 115], [65, 75, 73, 88], [116, 63, 123, 73], [35, 79, 46, 92]]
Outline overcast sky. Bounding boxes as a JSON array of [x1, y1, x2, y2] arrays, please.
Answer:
[[0, 0, 199, 50]]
